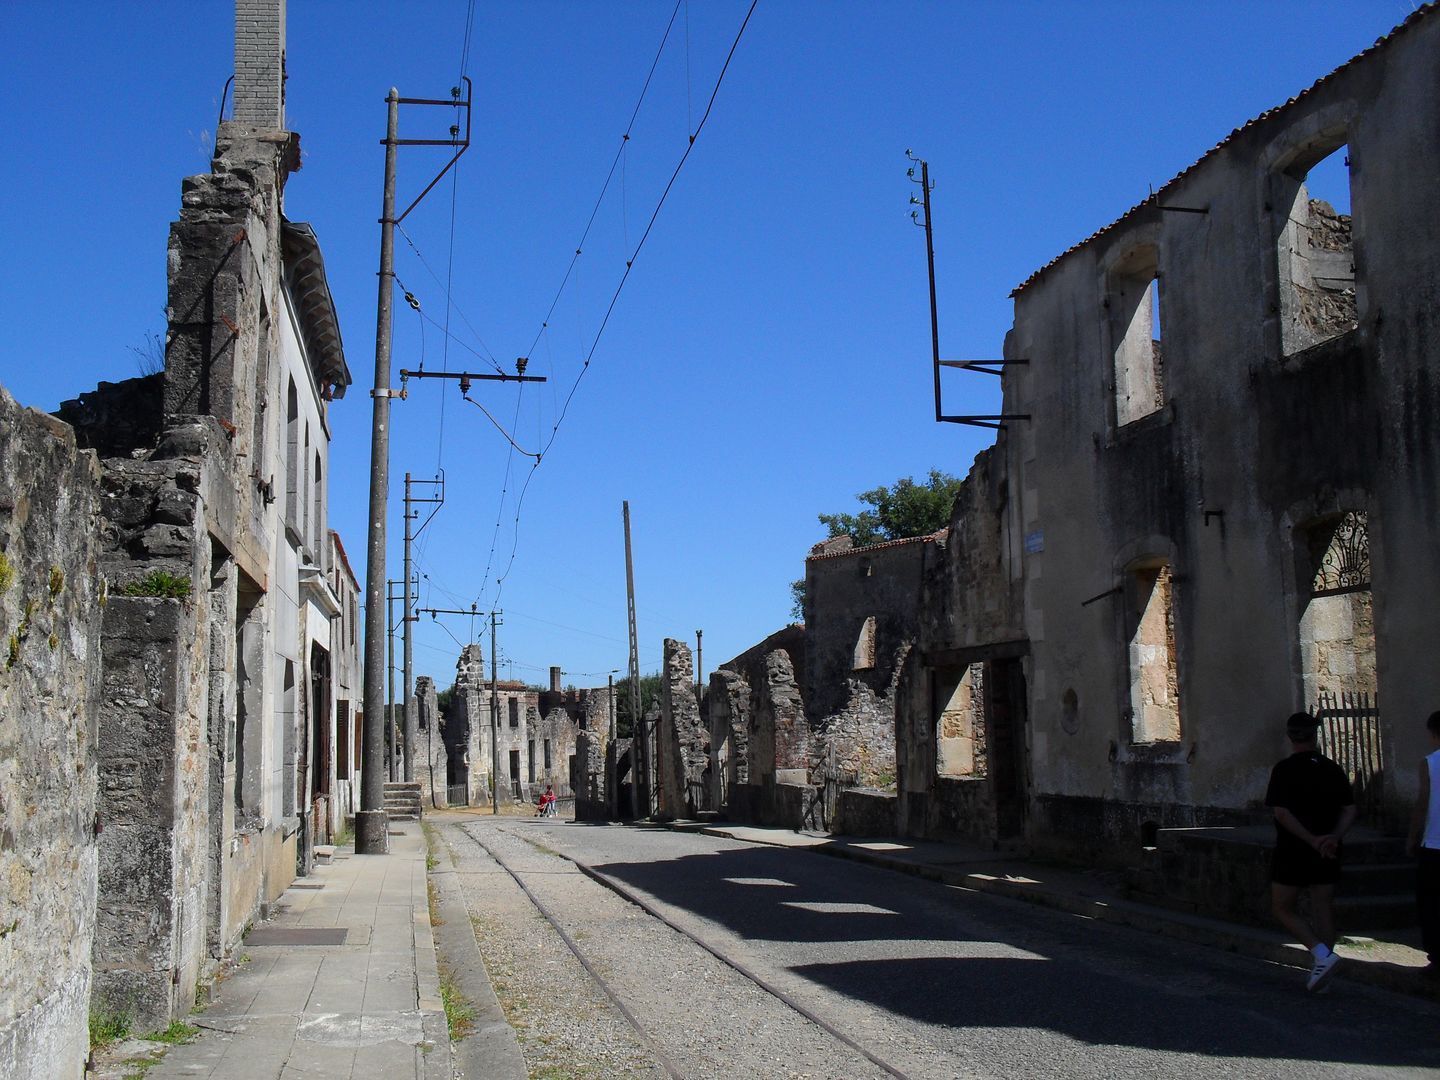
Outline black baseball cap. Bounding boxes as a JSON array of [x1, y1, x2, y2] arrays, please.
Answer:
[[1286, 712, 1319, 739]]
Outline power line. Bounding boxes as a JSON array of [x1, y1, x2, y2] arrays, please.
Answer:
[[523, 0, 685, 359], [396, 224, 504, 372], [487, 0, 760, 603]]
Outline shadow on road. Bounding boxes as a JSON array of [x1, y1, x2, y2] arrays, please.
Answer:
[[589, 840, 1440, 1071]]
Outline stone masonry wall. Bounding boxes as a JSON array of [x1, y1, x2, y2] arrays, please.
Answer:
[[0, 386, 103, 1080], [413, 676, 447, 809], [657, 639, 706, 817]]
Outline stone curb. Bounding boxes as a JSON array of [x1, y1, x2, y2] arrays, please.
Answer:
[[680, 822, 1440, 1004], [427, 825, 528, 1080], [410, 826, 452, 1080]]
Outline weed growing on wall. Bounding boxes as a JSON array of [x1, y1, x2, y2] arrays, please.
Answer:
[[118, 570, 192, 600]]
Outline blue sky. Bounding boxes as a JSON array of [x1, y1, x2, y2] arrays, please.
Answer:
[[0, 1, 1412, 689]]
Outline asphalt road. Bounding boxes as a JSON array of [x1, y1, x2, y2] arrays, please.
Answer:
[[454, 816, 1440, 1079]]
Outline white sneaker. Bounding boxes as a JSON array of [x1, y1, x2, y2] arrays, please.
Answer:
[[1307, 950, 1341, 992]]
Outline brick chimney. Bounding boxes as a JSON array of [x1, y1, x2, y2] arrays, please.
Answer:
[[550, 666, 562, 693], [232, 0, 286, 128]]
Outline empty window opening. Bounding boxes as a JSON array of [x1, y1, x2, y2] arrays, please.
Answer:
[[1109, 247, 1164, 426], [337, 701, 350, 776], [1126, 561, 1181, 743], [936, 663, 986, 778], [508, 697, 519, 728], [853, 616, 877, 671], [301, 427, 311, 545], [1060, 688, 1080, 735], [527, 741, 537, 783], [312, 452, 323, 558], [544, 738, 552, 771], [1277, 143, 1356, 356], [284, 380, 299, 530]]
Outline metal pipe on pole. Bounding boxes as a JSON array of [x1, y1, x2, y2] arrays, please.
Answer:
[[623, 501, 643, 819], [356, 88, 401, 855], [490, 611, 501, 815], [386, 581, 398, 782], [402, 472, 415, 783]]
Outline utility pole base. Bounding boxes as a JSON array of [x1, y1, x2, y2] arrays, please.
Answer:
[[354, 810, 391, 855]]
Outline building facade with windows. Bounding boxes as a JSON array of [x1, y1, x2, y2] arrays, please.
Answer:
[[995, 4, 1439, 856]]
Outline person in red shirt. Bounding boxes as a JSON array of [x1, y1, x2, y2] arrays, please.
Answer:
[[537, 784, 557, 817]]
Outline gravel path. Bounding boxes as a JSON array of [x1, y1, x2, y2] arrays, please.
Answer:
[[436, 815, 890, 1080]]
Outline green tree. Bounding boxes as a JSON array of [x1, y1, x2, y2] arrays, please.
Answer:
[[789, 579, 806, 622], [817, 469, 963, 546], [613, 673, 662, 739]]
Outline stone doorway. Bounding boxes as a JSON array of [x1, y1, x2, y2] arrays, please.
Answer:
[[1297, 511, 1383, 821], [986, 658, 1029, 840]]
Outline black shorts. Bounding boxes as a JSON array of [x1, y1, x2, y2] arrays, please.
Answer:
[[1272, 841, 1342, 887]]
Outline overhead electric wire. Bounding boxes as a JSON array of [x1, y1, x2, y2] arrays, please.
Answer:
[[487, 0, 759, 606], [522, 0, 685, 360], [397, 223, 504, 372]]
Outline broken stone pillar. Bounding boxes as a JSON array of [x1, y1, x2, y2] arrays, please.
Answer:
[[413, 676, 448, 809], [444, 643, 488, 805], [0, 386, 103, 1080], [572, 729, 607, 821], [708, 668, 750, 812], [751, 649, 808, 785], [658, 639, 708, 818]]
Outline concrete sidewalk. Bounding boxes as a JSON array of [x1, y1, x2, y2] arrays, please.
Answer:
[[138, 821, 450, 1080], [667, 819, 1440, 1001]]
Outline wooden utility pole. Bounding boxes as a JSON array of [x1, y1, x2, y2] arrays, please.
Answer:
[[623, 502, 644, 819]]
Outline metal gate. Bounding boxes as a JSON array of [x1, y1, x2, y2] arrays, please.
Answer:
[[446, 783, 469, 808], [1315, 689, 1383, 823]]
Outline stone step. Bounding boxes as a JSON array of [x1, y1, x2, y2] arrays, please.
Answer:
[[1342, 861, 1416, 895], [1335, 893, 1415, 930]]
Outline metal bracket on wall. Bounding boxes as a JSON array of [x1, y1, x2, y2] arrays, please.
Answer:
[[910, 151, 1033, 431]]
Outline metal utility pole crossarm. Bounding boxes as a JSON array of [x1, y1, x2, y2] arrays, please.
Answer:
[[358, 82, 474, 856]]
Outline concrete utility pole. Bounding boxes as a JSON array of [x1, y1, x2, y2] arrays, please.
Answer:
[[358, 81, 473, 855], [623, 501, 644, 819], [357, 88, 401, 855], [490, 610, 502, 815]]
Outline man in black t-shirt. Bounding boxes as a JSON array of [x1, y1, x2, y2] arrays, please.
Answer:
[[1265, 712, 1357, 992]]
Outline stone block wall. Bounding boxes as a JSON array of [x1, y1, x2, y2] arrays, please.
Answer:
[[413, 676, 447, 809], [657, 639, 707, 818], [572, 730, 607, 821], [0, 386, 103, 1080]]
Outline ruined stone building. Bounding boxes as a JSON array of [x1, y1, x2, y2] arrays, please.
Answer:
[[996, 5, 1439, 859], [1, 1, 360, 1061], [441, 649, 604, 807], [623, 9, 1440, 892]]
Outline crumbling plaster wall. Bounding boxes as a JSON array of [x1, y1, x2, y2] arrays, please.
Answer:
[[1001, 9, 1440, 858], [0, 387, 103, 1080]]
